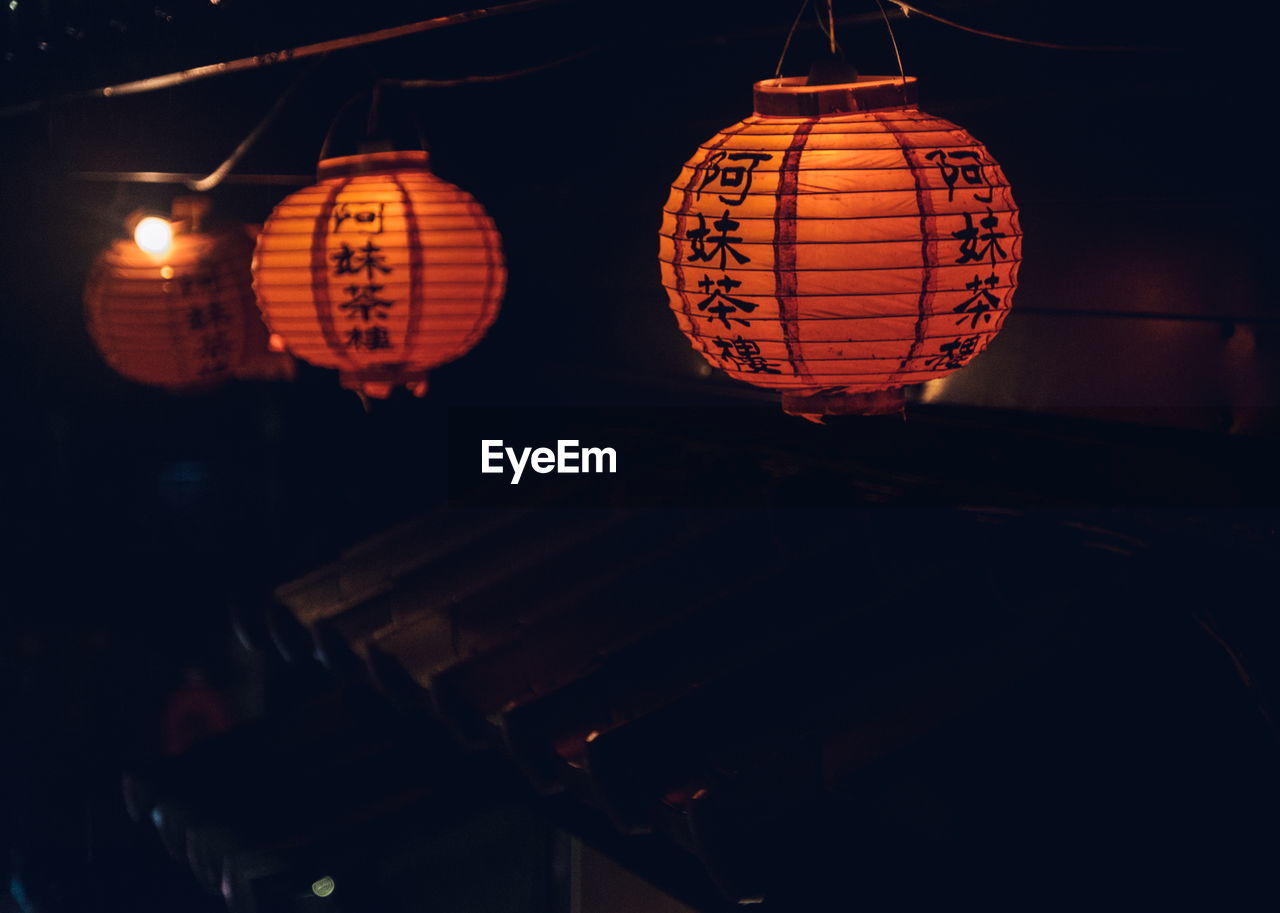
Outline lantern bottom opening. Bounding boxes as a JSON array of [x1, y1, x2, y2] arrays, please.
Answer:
[[781, 387, 906, 422]]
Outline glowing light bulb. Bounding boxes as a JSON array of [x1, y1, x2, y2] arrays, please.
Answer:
[[134, 216, 173, 254]]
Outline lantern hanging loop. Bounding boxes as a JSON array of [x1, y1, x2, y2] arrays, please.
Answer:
[[320, 92, 372, 162], [777, 0, 858, 87], [318, 86, 430, 164], [768, 0, 1177, 77], [811, 0, 835, 51], [774, 0, 814, 78], [875, 0, 908, 85], [360, 81, 432, 154]]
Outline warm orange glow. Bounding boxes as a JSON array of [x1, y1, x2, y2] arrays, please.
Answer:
[[85, 223, 292, 390], [133, 216, 174, 255], [660, 76, 1021, 418], [252, 150, 505, 399]]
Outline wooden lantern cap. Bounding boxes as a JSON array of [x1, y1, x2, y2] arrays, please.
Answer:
[[753, 75, 918, 117], [317, 149, 431, 181]]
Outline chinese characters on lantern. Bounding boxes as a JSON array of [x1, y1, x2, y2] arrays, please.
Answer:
[[178, 271, 233, 376], [714, 336, 781, 374], [696, 151, 771, 205], [684, 151, 780, 373], [330, 203, 395, 352], [924, 148, 1011, 369], [924, 149, 993, 204], [925, 335, 979, 371], [695, 274, 758, 328], [660, 80, 1023, 414]]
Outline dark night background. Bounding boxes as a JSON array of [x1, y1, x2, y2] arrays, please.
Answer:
[[2, 2, 1279, 912]]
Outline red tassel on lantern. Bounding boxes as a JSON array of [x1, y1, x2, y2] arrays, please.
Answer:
[[660, 76, 1021, 419]]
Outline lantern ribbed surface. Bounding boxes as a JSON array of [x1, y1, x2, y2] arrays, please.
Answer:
[[660, 76, 1021, 416], [84, 227, 265, 391], [253, 150, 505, 398]]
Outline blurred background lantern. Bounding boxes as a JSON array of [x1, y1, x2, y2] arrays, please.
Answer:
[[252, 147, 506, 399], [660, 75, 1021, 419], [84, 197, 294, 391]]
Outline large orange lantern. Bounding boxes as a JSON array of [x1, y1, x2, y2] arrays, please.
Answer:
[[252, 149, 505, 398], [660, 76, 1021, 418], [85, 198, 287, 391]]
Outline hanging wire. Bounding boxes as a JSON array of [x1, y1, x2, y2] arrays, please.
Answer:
[[4, 0, 1178, 122], [322, 47, 598, 157], [887, 1, 1178, 52], [812, 2, 835, 49], [810, 1, 843, 58], [186, 55, 327, 192], [775, 0, 813, 77], [0, 0, 578, 119], [875, 0, 907, 85], [380, 47, 597, 88], [366, 81, 384, 138], [71, 171, 313, 185], [71, 48, 599, 185], [1194, 612, 1280, 747]]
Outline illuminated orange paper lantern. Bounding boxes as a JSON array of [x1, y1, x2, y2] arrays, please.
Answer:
[[85, 200, 287, 391], [660, 76, 1021, 418], [252, 149, 505, 398]]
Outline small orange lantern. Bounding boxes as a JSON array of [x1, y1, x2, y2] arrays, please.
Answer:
[[85, 198, 286, 391], [660, 76, 1021, 418], [252, 149, 505, 398]]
